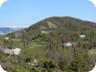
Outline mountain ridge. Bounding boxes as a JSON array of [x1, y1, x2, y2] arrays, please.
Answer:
[[0, 27, 26, 35], [7, 16, 96, 38]]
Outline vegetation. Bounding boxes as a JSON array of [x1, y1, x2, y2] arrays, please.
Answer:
[[0, 16, 96, 72]]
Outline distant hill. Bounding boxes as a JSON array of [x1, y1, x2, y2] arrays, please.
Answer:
[[0, 27, 26, 35]]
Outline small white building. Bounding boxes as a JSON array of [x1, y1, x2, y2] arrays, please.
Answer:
[[0, 65, 7, 72], [89, 64, 96, 72], [80, 34, 86, 39]]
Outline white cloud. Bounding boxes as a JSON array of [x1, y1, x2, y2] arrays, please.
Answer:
[[0, 26, 29, 28], [0, 0, 8, 8]]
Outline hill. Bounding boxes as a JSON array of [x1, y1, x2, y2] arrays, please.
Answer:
[[1, 16, 96, 72], [0, 27, 26, 35], [28, 16, 96, 31], [0, 27, 13, 35], [9, 16, 96, 38]]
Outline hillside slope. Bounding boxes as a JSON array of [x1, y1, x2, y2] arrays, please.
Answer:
[[28, 16, 96, 31], [1, 16, 96, 72], [10, 16, 96, 38]]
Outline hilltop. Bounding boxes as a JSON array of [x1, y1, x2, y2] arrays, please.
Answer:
[[8, 16, 96, 38]]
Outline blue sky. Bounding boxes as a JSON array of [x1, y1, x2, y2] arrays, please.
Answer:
[[0, 0, 96, 27]]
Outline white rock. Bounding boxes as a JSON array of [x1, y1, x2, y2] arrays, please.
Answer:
[[80, 34, 86, 39], [63, 42, 77, 47], [34, 59, 38, 64], [12, 48, 21, 55], [64, 42, 72, 47], [3, 49, 13, 55], [3, 48, 21, 55], [0, 65, 7, 72], [4, 37, 9, 41]]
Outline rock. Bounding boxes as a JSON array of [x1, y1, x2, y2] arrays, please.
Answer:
[[3, 48, 21, 55], [63, 42, 76, 47], [4, 37, 9, 41], [80, 34, 86, 39], [64, 42, 72, 47]]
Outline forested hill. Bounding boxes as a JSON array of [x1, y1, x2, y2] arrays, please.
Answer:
[[2, 16, 96, 72], [28, 16, 96, 31], [9, 16, 96, 38]]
